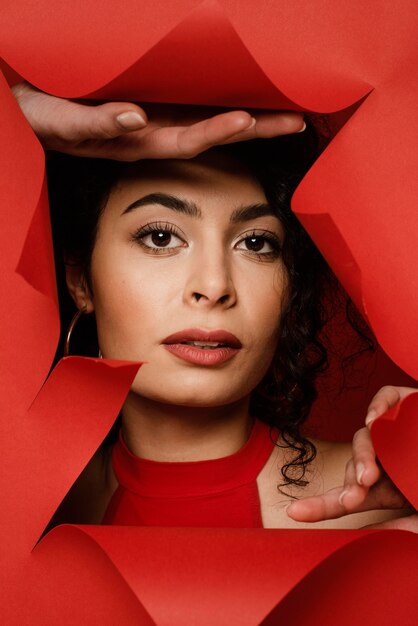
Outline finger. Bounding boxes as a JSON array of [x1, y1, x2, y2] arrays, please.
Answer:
[[176, 110, 256, 154], [285, 488, 344, 522], [365, 385, 400, 425], [135, 110, 257, 159], [48, 101, 149, 145], [362, 513, 418, 532], [286, 482, 367, 522], [337, 456, 369, 500], [365, 385, 417, 426], [351, 427, 381, 487], [222, 111, 306, 143]]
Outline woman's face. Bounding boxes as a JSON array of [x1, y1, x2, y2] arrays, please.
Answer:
[[86, 151, 287, 407]]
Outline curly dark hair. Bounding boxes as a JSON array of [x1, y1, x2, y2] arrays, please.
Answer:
[[46, 121, 364, 492]]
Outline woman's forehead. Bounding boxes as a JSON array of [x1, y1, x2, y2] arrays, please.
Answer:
[[112, 151, 266, 203], [98, 155, 274, 231]]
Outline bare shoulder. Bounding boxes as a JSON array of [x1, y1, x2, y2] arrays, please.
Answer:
[[311, 437, 352, 492]]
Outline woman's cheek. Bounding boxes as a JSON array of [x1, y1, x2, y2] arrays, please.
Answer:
[[247, 265, 286, 337], [92, 257, 180, 360]]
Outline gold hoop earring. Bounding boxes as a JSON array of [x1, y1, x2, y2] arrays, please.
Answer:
[[64, 305, 87, 357]]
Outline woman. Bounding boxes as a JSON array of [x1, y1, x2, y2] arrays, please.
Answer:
[[13, 83, 418, 531], [15, 82, 417, 530]]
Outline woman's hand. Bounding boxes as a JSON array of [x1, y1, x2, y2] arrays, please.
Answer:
[[12, 81, 306, 161], [286, 386, 418, 531]]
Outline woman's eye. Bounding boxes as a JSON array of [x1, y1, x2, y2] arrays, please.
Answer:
[[143, 230, 178, 248], [244, 236, 271, 252], [235, 233, 281, 257], [131, 224, 186, 253]]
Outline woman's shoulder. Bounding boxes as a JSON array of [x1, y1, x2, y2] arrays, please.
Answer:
[[310, 437, 352, 493]]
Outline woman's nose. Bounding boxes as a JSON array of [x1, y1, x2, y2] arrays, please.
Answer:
[[183, 247, 237, 308]]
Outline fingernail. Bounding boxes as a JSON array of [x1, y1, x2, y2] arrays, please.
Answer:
[[356, 462, 365, 485], [116, 111, 147, 130], [243, 117, 257, 131], [296, 121, 307, 133], [365, 409, 377, 426], [338, 490, 349, 506]]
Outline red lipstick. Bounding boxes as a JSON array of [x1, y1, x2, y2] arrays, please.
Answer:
[[162, 328, 242, 366]]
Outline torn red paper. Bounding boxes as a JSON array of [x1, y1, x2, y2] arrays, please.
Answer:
[[0, 1, 417, 624]]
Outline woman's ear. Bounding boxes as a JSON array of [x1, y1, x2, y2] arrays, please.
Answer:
[[65, 262, 94, 313]]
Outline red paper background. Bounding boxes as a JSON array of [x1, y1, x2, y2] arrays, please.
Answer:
[[0, 1, 417, 623]]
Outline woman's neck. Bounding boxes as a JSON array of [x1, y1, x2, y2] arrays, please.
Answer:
[[121, 392, 253, 462]]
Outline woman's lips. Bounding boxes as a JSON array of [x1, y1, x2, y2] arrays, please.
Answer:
[[162, 328, 242, 366]]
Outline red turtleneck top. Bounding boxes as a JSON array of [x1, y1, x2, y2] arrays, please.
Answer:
[[103, 419, 278, 528]]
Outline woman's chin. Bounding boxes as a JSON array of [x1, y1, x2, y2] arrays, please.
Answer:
[[130, 382, 247, 409]]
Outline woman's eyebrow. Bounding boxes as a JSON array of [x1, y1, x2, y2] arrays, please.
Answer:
[[122, 193, 201, 217], [122, 193, 275, 223], [229, 203, 276, 223]]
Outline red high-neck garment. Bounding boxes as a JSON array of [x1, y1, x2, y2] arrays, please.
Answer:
[[103, 419, 278, 528]]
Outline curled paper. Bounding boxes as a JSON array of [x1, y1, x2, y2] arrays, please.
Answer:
[[0, 1, 418, 624], [16, 527, 418, 625]]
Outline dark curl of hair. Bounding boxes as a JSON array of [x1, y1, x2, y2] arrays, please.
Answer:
[[46, 121, 362, 492]]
